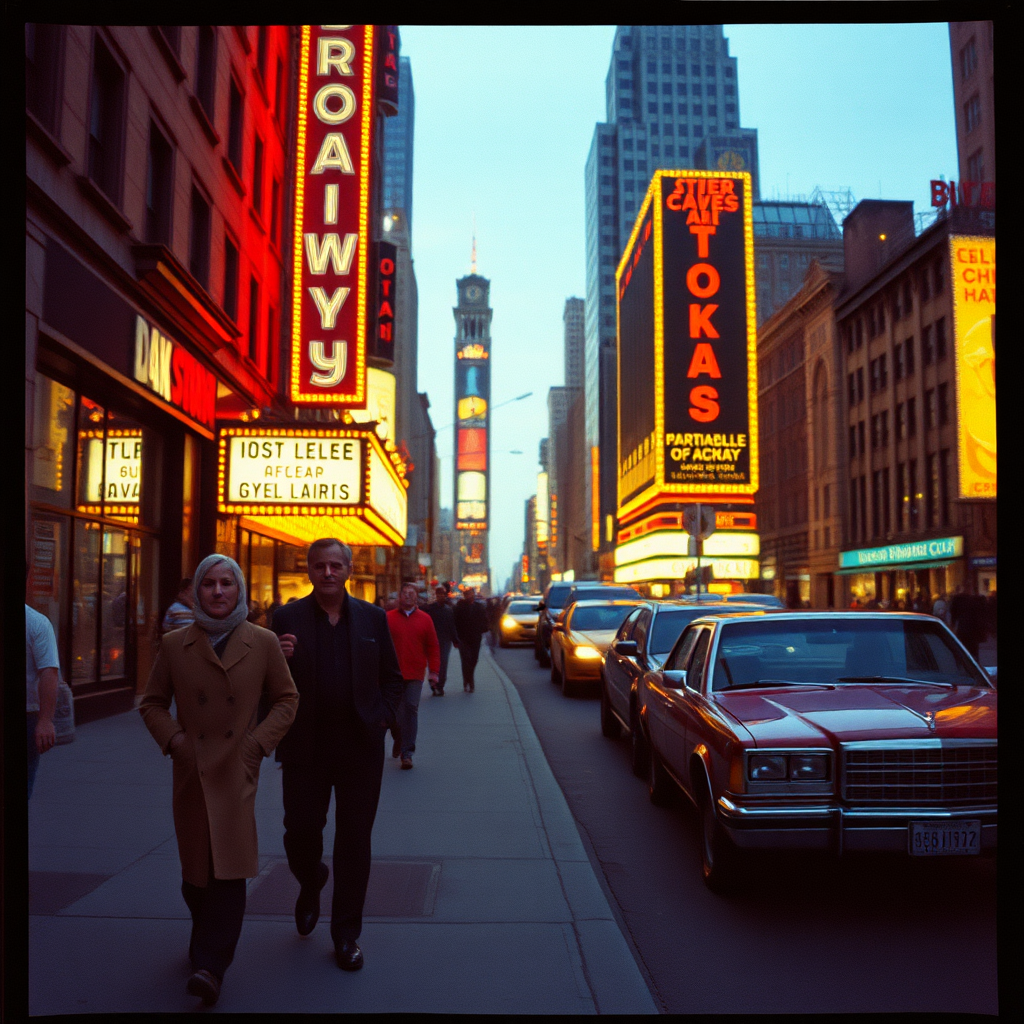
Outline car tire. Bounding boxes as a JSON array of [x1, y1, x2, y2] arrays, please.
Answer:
[[499, 634, 509, 648], [561, 669, 578, 699], [600, 679, 620, 738], [538, 648, 550, 667], [699, 779, 738, 894], [630, 702, 647, 778], [647, 741, 674, 807]]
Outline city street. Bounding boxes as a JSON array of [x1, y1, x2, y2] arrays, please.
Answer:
[[494, 643, 999, 1015]]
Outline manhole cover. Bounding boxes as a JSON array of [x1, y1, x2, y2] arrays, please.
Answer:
[[246, 860, 439, 918]]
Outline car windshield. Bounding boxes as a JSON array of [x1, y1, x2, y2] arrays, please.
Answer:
[[711, 618, 989, 691], [507, 601, 536, 614], [650, 607, 731, 654], [546, 584, 572, 610], [571, 605, 638, 631], [572, 587, 638, 604]]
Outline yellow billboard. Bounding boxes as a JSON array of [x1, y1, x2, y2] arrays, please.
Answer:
[[950, 236, 995, 498]]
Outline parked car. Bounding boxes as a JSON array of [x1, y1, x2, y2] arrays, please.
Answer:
[[500, 598, 540, 647], [533, 581, 576, 667], [723, 592, 785, 608], [635, 611, 997, 892], [550, 599, 644, 697], [600, 601, 767, 770]]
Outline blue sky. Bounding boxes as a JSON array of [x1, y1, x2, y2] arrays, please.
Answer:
[[397, 23, 959, 589]]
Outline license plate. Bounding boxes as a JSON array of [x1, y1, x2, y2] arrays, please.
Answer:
[[909, 820, 981, 856]]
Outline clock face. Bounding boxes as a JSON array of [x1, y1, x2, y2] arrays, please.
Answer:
[[466, 285, 483, 302]]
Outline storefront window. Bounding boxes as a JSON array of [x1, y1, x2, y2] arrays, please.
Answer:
[[31, 373, 75, 508], [250, 533, 275, 622], [100, 527, 129, 680], [72, 519, 101, 681], [848, 572, 876, 608], [104, 409, 144, 524], [216, 516, 238, 559], [76, 397, 106, 513], [277, 541, 312, 604], [27, 515, 69, 664]]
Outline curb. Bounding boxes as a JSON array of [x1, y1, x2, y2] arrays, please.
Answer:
[[483, 646, 659, 1015]]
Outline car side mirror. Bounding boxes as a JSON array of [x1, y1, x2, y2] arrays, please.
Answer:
[[662, 669, 687, 690], [613, 640, 638, 657]]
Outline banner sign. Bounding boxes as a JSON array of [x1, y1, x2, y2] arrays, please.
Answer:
[[838, 536, 964, 570], [455, 352, 490, 530], [290, 25, 376, 407], [373, 241, 396, 365], [616, 170, 757, 519], [949, 235, 996, 498]]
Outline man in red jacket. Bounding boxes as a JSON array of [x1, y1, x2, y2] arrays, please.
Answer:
[[386, 583, 440, 769]]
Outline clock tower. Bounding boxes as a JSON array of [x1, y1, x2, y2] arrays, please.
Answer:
[[452, 272, 492, 590]]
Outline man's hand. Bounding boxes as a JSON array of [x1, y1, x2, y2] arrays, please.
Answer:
[[278, 633, 297, 659], [168, 731, 187, 757], [427, 672, 439, 685], [35, 716, 56, 754]]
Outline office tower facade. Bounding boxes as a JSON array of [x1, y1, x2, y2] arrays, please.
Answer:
[[563, 297, 585, 388], [584, 24, 753, 570], [949, 22, 994, 191], [381, 54, 415, 234]]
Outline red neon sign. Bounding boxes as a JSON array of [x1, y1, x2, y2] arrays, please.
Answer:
[[290, 26, 376, 407]]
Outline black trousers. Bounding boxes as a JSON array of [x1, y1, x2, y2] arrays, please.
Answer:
[[181, 870, 246, 981], [281, 718, 386, 945], [437, 639, 453, 690], [458, 638, 482, 688]]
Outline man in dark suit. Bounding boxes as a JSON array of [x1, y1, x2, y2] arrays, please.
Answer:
[[423, 585, 460, 696], [452, 587, 489, 692], [272, 539, 403, 971]]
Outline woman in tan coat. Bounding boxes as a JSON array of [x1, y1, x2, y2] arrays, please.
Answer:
[[140, 554, 298, 1005]]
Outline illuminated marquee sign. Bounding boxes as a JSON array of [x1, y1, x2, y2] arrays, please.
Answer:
[[950, 236, 996, 499], [291, 25, 377, 407], [218, 426, 407, 545], [78, 429, 142, 517], [616, 170, 757, 519], [347, 366, 396, 440], [133, 315, 216, 430], [536, 472, 549, 549], [455, 347, 490, 530], [839, 536, 964, 571], [614, 556, 759, 584]]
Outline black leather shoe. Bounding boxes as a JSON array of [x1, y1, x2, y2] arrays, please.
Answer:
[[187, 969, 221, 1005], [335, 940, 364, 971], [295, 862, 329, 936]]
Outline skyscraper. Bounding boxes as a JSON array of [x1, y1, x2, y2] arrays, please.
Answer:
[[381, 54, 415, 234], [584, 25, 758, 571], [563, 296, 585, 389]]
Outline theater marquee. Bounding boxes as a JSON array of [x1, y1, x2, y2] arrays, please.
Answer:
[[616, 170, 757, 519], [218, 426, 407, 546], [290, 25, 377, 407]]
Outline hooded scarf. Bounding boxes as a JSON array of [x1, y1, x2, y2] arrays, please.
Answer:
[[191, 554, 249, 650]]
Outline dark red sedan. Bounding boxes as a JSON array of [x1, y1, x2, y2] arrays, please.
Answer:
[[636, 611, 997, 892]]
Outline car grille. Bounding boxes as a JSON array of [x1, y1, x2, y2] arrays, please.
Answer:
[[842, 744, 997, 806]]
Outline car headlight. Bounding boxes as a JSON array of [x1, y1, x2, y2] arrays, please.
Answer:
[[573, 645, 603, 660], [748, 752, 829, 781], [502, 616, 516, 628]]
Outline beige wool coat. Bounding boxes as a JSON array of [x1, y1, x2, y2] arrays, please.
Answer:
[[139, 620, 299, 886]]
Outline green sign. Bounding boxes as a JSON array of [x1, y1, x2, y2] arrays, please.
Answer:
[[839, 536, 963, 570]]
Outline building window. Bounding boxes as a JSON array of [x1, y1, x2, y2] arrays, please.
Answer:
[[924, 388, 936, 430], [223, 235, 239, 321], [921, 325, 934, 366], [26, 23, 64, 132], [894, 342, 904, 381], [87, 36, 127, 203], [848, 372, 857, 407], [896, 462, 906, 532], [906, 397, 916, 438], [896, 402, 906, 441], [926, 453, 938, 528], [908, 460, 919, 531], [857, 420, 865, 456], [905, 335, 915, 375], [276, 53, 287, 119], [252, 133, 264, 215], [850, 479, 859, 542], [871, 414, 880, 451], [145, 119, 174, 245], [939, 449, 951, 525], [872, 470, 882, 538], [257, 25, 269, 83], [228, 76, 244, 172], [932, 260, 944, 295], [880, 410, 889, 447], [270, 176, 281, 249], [265, 304, 277, 381], [195, 26, 217, 121], [856, 367, 864, 402], [248, 276, 260, 361], [961, 36, 977, 80], [964, 93, 982, 133], [938, 382, 950, 426], [189, 184, 211, 289], [967, 149, 984, 182]]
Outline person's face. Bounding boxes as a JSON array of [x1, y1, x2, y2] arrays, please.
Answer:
[[399, 585, 418, 610], [435, 588, 447, 604], [197, 565, 239, 620], [307, 545, 352, 599]]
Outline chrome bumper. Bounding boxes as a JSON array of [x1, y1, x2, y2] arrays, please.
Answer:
[[716, 796, 998, 853]]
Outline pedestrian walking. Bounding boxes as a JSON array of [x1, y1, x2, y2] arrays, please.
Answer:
[[271, 539, 403, 973], [453, 586, 489, 692], [485, 596, 501, 647], [931, 592, 950, 624], [386, 583, 441, 769], [139, 554, 299, 1006], [26, 601, 59, 799], [424, 585, 460, 696], [161, 578, 195, 634], [949, 585, 987, 660]]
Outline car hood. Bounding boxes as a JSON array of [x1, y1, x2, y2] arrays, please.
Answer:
[[570, 629, 618, 651], [715, 683, 997, 745], [509, 614, 538, 624]]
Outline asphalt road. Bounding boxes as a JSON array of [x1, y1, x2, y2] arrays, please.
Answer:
[[493, 643, 1000, 1016]]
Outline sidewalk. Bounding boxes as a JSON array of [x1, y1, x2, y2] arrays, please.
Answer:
[[27, 644, 658, 1015]]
